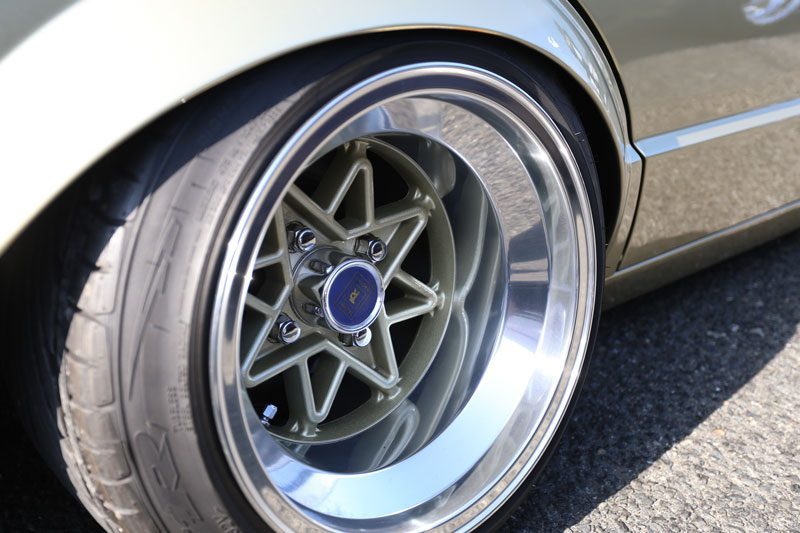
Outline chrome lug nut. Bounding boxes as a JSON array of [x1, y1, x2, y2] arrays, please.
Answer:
[[355, 235, 387, 262], [340, 328, 372, 347], [353, 328, 372, 347], [288, 222, 316, 252], [269, 316, 301, 344]]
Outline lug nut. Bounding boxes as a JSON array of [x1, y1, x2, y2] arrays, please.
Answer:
[[309, 259, 333, 275], [269, 317, 301, 344], [303, 303, 325, 318], [355, 235, 387, 262], [340, 328, 372, 347], [288, 222, 316, 252]]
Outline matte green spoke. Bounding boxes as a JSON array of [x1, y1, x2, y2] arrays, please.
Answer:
[[257, 332, 401, 439], [385, 270, 441, 325], [253, 250, 284, 269], [378, 209, 428, 281], [311, 141, 374, 227], [240, 206, 296, 379], [253, 204, 292, 271], [240, 320, 271, 385], [284, 141, 375, 240], [285, 185, 349, 241], [245, 333, 328, 388], [283, 355, 349, 434], [368, 311, 399, 385], [241, 290, 292, 381], [244, 293, 281, 316], [322, 338, 399, 392], [372, 199, 428, 234]]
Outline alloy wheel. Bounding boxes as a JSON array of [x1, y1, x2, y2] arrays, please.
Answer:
[[211, 63, 597, 531]]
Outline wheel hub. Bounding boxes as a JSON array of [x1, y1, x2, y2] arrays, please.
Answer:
[[292, 248, 385, 335], [321, 259, 383, 333]]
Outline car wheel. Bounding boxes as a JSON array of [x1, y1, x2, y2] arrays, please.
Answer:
[[8, 36, 604, 531]]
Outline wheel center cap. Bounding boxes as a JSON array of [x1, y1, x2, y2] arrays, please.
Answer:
[[321, 259, 384, 334]]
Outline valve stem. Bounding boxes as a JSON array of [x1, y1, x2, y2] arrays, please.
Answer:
[[261, 404, 278, 426]]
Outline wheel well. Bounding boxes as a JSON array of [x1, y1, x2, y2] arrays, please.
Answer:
[[3, 28, 623, 261]]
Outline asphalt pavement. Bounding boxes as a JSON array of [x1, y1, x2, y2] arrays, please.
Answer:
[[2, 230, 799, 532]]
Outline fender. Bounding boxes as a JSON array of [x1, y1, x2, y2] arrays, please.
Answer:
[[0, 0, 639, 269]]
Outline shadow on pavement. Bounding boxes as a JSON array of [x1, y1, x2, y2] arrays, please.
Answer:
[[506, 230, 800, 531]]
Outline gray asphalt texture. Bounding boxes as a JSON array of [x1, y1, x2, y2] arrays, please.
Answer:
[[2, 230, 799, 532]]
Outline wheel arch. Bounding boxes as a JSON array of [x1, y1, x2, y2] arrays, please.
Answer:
[[0, 0, 638, 272]]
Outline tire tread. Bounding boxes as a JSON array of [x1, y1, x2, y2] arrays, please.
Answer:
[[57, 167, 160, 531]]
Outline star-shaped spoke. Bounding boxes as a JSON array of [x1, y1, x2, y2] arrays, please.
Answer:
[[284, 141, 375, 241], [237, 138, 453, 441]]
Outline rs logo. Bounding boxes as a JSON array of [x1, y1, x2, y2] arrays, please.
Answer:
[[349, 289, 360, 304]]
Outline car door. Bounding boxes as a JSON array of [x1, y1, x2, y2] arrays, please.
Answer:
[[580, 0, 800, 266]]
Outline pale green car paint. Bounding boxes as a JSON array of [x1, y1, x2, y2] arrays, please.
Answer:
[[2, 0, 800, 305], [578, 0, 800, 303], [0, 0, 635, 271]]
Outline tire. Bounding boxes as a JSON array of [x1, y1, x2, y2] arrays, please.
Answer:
[[5, 34, 604, 532]]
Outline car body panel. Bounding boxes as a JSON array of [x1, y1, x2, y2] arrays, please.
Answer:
[[623, 101, 800, 266], [605, 199, 800, 306], [3, 0, 800, 307], [0, 0, 638, 273], [0, 0, 73, 59], [579, 0, 800, 139], [580, 0, 800, 268]]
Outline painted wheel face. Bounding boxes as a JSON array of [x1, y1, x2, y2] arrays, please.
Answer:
[[241, 137, 456, 445], [210, 63, 597, 531]]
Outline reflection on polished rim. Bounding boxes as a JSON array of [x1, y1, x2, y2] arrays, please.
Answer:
[[210, 63, 596, 531]]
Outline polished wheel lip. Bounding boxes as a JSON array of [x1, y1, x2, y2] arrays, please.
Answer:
[[209, 62, 596, 532], [319, 258, 384, 334]]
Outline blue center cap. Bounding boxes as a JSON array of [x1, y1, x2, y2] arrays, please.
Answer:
[[322, 260, 384, 333]]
